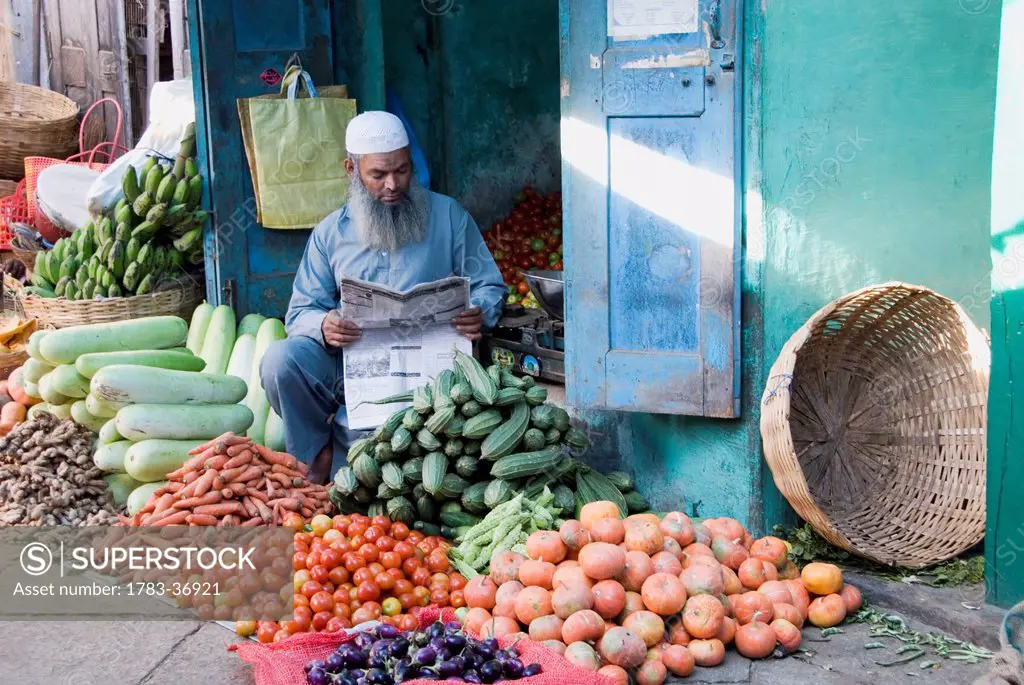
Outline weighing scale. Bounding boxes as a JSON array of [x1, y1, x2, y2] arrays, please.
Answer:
[[481, 270, 565, 384]]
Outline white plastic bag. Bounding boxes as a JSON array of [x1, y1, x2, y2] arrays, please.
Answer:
[[87, 79, 197, 215]]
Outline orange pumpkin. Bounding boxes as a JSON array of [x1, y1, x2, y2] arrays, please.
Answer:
[[650, 551, 682, 576], [711, 536, 750, 570], [563, 641, 601, 671], [735, 621, 777, 659], [721, 565, 744, 595], [591, 579, 627, 619], [807, 594, 847, 628], [559, 520, 591, 552], [682, 593, 725, 639], [561, 609, 606, 644], [661, 644, 695, 677], [840, 583, 863, 613], [528, 614, 564, 642], [617, 591, 646, 622], [659, 512, 696, 547], [737, 558, 773, 590], [624, 520, 665, 555], [525, 531, 567, 563], [580, 501, 621, 529], [716, 615, 737, 645], [801, 562, 843, 595], [733, 591, 774, 625], [682, 543, 716, 568], [578, 542, 626, 580], [589, 517, 626, 544], [490, 551, 526, 585], [772, 602, 804, 628], [514, 586, 553, 624], [493, 581, 524, 619], [757, 580, 793, 606], [640, 572, 687, 616], [618, 550, 654, 592], [635, 658, 667, 685], [749, 536, 789, 567], [771, 618, 802, 653], [668, 621, 691, 646], [597, 665, 629, 685], [518, 559, 556, 589], [622, 610, 665, 647], [688, 638, 726, 667], [681, 560, 725, 597], [784, 578, 811, 618], [463, 607, 492, 635]]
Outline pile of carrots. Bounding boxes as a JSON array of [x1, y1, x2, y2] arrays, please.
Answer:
[[121, 432, 332, 527]]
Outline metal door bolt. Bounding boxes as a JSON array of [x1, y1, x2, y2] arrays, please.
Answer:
[[705, 74, 716, 86], [681, 77, 692, 87]]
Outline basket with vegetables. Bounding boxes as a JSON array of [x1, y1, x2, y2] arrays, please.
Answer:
[[328, 350, 649, 536], [19, 125, 205, 327]]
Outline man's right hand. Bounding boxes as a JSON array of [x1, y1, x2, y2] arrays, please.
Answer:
[[322, 311, 362, 348]]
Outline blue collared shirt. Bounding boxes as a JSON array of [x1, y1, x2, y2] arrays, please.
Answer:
[[285, 190, 506, 344]]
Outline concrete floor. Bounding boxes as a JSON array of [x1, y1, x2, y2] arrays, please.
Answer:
[[0, 611, 995, 685]]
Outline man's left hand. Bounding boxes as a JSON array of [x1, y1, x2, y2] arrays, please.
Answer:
[[453, 307, 484, 341]]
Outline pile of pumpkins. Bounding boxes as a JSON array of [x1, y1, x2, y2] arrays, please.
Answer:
[[457, 501, 862, 684]]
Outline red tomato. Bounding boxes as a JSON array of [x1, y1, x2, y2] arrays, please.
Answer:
[[324, 617, 346, 633], [406, 531, 424, 544], [364, 526, 384, 543], [376, 536, 396, 552], [356, 581, 381, 602], [257, 622, 279, 643], [320, 548, 343, 571], [327, 566, 350, 586], [300, 581, 323, 599], [398, 593, 417, 610], [449, 574, 467, 591], [352, 567, 374, 586], [517, 282, 529, 295], [380, 551, 402, 570], [347, 521, 368, 538], [450, 590, 466, 608], [293, 593, 309, 609], [371, 515, 391, 529], [429, 590, 449, 606], [375, 572, 396, 591], [348, 535, 366, 551], [394, 579, 414, 596], [394, 542, 415, 560], [358, 544, 380, 563], [305, 550, 322, 570], [293, 552, 308, 571], [309, 565, 329, 584], [311, 611, 331, 632], [343, 554, 366, 574], [391, 523, 410, 541], [292, 605, 313, 630], [412, 567, 431, 587], [402, 558, 421, 577], [272, 629, 291, 643], [309, 591, 335, 613], [399, 614, 419, 631], [332, 515, 352, 531]]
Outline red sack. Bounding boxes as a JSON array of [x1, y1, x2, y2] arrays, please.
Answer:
[[232, 606, 613, 685]]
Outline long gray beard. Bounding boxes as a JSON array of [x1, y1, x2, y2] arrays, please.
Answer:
[[348, 174, 429, 251]]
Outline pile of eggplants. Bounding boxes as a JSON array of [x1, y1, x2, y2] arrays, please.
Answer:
[[305, 621, 542, 685]]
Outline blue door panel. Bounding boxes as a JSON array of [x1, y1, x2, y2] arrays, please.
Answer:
[[562, 0, 741, 418], [189, 0, 383, 316]]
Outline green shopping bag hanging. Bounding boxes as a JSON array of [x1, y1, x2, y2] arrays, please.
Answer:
[[238, 66, 357, 229]]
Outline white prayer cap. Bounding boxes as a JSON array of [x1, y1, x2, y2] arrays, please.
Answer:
[[345, 111, 410, 155]]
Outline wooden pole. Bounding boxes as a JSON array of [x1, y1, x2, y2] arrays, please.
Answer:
[[0, 0, 15, 82]]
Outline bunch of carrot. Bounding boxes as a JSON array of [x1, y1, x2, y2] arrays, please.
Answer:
[[121, 432, 332, 527]]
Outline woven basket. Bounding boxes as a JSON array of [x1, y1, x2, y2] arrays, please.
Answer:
[[760, 282, 990, 569], [0, 278, 30, 378], [17, 277, 204, 329], [0, 83, 80, 181]]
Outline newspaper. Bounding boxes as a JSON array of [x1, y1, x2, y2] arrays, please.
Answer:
[[341, 277, 472, 430]]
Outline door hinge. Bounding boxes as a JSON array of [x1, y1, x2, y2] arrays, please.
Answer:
[[222, 278, 236, 309]]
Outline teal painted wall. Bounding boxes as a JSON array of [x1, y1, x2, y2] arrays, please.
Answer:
[[987, 0, 1022, 608]]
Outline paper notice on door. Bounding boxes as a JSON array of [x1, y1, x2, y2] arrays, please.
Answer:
[[608, 0, 699, 38]]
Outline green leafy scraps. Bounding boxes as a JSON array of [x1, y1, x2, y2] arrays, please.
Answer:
[[774, 524, 985, 587], [848, 607, 994, 665]]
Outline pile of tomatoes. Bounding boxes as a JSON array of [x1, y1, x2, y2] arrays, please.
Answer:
[[483, 186, 563, 307], [246, 513, 469, 643]]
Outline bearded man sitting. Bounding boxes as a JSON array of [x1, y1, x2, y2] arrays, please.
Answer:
[[260, 111, 506, 483]]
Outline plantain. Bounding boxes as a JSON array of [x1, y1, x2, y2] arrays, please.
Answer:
[[172, 227, 203, 252], [64, 282, 79, 300], [122, 166, 141, 202], [54, 276, 70, 297], [164, 203, 189, 225], [96, 217, 113, 245], [136, 243, 153, 270], [114, 198, 128, 217], [131, 220, 159, 241], [59, 256, 79, 281], [156, 174, 176, 203], [107, 282, 122, 298], [122, 261, 141, 292], [152, 245, 168, 274], [126, 237, 142, 263], [185, 158, 199, 177], [185, 175, 203, 207], [75, 262, 89, 286], [133, 191, 154, 218], [107, 241, 126, 280], [135, 274, 154, 296], [115, 203, 134, 227], [81, 278, 95, 299], [99, 266, 113, 289], [172, 177, 190, 204], [115, 222, 131, 242], [168, 248, 184, 271], [139, 156, 157, 178], [144, 164, 164, 195], [145, 202, 167, 225]]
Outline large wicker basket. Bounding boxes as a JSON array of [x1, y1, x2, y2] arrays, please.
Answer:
[[0, 83, 80, 181], [760, 282, 989, 568], [17, 277, 203, 329]]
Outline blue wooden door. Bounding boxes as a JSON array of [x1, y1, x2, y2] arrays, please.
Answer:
[[561, 0, 741, 417], [187, 0, 384, 316]]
